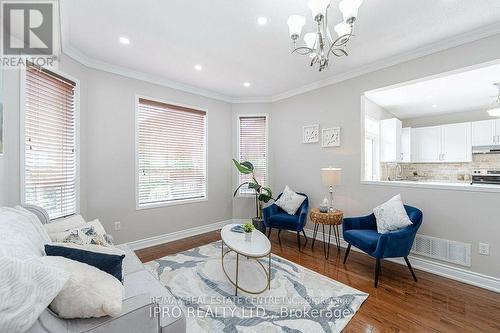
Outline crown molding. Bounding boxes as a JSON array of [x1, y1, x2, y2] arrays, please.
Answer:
[[63, 44, 235, 103], [63, 22, 500, 105]]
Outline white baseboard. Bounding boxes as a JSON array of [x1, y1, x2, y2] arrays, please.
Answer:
[[125, 221, 499, 293], [126, 219, 236, 251], [301, 227, 500, 293]]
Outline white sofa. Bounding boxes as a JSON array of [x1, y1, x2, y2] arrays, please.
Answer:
[[5, 206, 186, 333]]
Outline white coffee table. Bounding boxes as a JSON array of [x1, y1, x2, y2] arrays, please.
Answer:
[[221, 224, 272, 296]]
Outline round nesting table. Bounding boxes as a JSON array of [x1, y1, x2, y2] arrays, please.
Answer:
[[220, 224, 271, 296], [309, 208, 343, 260]]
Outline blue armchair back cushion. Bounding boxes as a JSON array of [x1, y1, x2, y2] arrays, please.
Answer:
[[343, 205, 423, 259], [263, 192, 309, 232]]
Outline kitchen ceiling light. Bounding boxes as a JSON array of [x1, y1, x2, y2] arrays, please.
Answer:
[[257, 16, 268, 25], [432, 104, 438, 108], [287, 0, 363, 71], [243, 82, 251, 87], [119, 36, 130, 45], [487, 83, 500, 117], [194, 64, 202, 71]]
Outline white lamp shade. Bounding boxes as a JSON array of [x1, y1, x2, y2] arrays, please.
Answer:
[[321, 167, 342, 186], [487, 107, 500, 117], [334, 22, 351, 38], [339, 0, 363, 21], [287, 15, 306, 37], [308, 0, 331, 18], [303, 32, 317, 49]]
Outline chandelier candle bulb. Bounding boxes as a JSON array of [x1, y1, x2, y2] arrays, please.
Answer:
[[287, 15, 306, 39], [308, 0, 332, 19], [339, 0, 363, 22]]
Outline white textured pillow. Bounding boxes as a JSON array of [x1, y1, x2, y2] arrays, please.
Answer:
[[49, 224, 112, 247], [41, 256, 124, 319], [373, 194, 412, 234], [275, 186, 306, 215], [44, 214, 87, 235], [0, 256, 69, 333]]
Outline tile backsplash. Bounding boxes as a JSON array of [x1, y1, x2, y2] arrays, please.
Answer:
[[380, 154, 500, 182]]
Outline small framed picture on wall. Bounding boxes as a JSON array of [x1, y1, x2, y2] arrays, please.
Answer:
[[322, 127, 341, 147], [302, 124, 319, 144]]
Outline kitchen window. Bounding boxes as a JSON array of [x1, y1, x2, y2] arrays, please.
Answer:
[[22, 65, 78, 219], [237, 115, 268, 195], [136, 98, 207, 208]]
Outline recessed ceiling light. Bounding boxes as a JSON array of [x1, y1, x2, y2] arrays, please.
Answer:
[[194, 64, 202, 71], [243, 82, 251, 87], [432, 104, 438, 108], [427, 95, 433, 99], [257, 16, 268, 25], [119, 36, 130, 45]]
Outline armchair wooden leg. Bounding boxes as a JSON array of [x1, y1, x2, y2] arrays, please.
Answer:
[[343, 244, 351, 264], [267, 227, 272, 238], [404, 256, 418, 282], [297, 231, 301, 252], [374, 258, 381, 288], [302, 230, 308, 247]]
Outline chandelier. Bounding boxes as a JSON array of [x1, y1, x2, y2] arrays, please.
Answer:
[[287, 0, 363, 72]]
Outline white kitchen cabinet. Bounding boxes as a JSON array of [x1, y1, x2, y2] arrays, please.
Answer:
[[380, 118, 402, 162], [401, 127, 411, 162], [441, 122, 471, 162], [412, 123, 471, 163], [472, 119, 500, 146], [412, 126, 442, 162]]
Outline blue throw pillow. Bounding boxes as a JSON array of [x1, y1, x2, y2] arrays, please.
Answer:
[[45, 243, 125, 282]]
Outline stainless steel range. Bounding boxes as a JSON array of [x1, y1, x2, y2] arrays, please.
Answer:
[[471, 170, 500, 185]]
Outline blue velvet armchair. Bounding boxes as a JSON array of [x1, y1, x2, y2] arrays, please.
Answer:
[[263, 193, 309, 251], [342, 205, 423, 287]]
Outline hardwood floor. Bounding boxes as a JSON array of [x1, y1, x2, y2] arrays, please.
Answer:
[[135, 230, 500, 333]]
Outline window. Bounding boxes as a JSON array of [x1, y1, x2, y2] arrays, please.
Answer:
[[136, 98, 207, 207], [237, 115, 268, 195], [23, 65, 78, 219]]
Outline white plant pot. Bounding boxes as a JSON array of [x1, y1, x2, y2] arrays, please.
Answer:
[[245, 232, 252, 242]]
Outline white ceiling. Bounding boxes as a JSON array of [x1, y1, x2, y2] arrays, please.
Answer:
[[60, 0, 500, 101], [365, 62, 500, 119]]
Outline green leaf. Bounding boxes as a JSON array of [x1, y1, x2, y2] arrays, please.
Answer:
[[262, 186, 273, 198], [240, 161, 254, 172], [248, 182, 261, 191], [259, 193, 273, 203], [232, 159, 252, 174], [233, 182, 250, 197]]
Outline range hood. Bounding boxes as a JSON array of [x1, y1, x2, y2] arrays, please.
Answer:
[[472, 145, 500, 154]]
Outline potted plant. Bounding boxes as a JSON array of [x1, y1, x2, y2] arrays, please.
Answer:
[[242, 223, 255, 241], [232, 159, 273, 233]]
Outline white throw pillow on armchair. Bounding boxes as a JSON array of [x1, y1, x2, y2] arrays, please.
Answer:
[[373, 194, 412, 234], [274, 186, 306, 215]]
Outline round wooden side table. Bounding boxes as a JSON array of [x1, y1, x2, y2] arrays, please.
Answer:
[[309, 208, 343, 260]]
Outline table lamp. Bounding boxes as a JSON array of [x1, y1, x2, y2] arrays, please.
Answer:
[[321, 167, 342, 212]]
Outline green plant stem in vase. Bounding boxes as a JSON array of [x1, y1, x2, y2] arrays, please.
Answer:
[[232, 159, 274, 227]]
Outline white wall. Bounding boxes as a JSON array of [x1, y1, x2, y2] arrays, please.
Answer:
[[268, 34, 500, 278], [85, 69, 233, 243]]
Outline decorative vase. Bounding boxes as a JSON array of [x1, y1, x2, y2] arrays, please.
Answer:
[[245, 232, 252, 242]]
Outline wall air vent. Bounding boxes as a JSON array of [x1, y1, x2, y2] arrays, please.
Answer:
[[411, 234, 471, 267]]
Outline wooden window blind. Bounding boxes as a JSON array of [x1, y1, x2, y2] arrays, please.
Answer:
[[238, 116, 267, 194], [24, 65, 77, 219], [137, 98, 207, 206]]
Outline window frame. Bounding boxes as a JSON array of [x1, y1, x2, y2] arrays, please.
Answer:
[[20, 66, 81, 218], [236, 113, 269, 197], [134, 95, 208, 210]]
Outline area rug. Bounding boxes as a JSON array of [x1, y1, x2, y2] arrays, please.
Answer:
[[144, 241, 368, 333]]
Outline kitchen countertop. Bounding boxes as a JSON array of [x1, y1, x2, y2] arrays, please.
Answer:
[[361, 180, 500, 193]]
